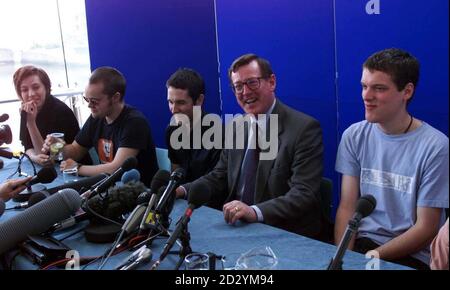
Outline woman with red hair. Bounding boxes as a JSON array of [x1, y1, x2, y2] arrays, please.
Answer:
[[13, 65, 83, 166]]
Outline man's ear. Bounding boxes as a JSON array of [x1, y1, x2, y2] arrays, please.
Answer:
[[403, 82, 414, 102], [112, 92, 122, 103], [195, 94, 205, 106], [268, 74, 276, 92]]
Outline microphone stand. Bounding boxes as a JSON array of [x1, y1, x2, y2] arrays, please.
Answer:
[[149, 217, 193, 270], [18, 152, 37, 177], [172, 223, 192, 270], [138, 212, 170, 249], [327, 217, 360, 270]]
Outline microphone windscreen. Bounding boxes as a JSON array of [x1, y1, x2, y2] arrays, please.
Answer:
[[187, 182, 211, 209], [0, 124, 12, 145], [28, 191, 50, 207], [0, 200, 5, 216], [47, 173, 108, 194], [0, 188, 81, 254], [35, 167, 58, 184], [121, 169, 141, 184], [0, 113, 9, 122], [355, 195, 377, 219], [171, 167, 186, 182], [86, 181, 148, 221], [150, 170, 170, 193], [0, 148, 14, 159], [122, 156, 138, 172]]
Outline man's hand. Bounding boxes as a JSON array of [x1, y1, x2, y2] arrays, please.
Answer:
[[31, 153, 52, 167], [0, 177, 33, 202], [223, 200, 257, 224], [175, 186, 186, 199], [60, 158, 78, 171]]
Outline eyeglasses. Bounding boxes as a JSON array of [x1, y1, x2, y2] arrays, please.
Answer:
[[83, 96, 101, 106], [231, 77, 266, 94]]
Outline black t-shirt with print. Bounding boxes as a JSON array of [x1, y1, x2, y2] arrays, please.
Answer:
[[76, 105, 158, 186]]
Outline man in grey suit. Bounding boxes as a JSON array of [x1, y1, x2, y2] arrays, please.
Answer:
[[178, 54, 324, 238]]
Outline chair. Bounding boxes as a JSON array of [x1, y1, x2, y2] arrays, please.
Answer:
[[88, 148, 100, 165], [319, 177, 334, 244], [320, 177, 333, 221], [156, 147, 170, 171]]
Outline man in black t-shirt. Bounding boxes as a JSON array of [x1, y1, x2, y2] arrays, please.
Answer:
[[42, 67, 157, 186], [165, 68, 222, 193]]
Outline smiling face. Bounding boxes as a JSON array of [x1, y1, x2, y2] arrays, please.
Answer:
[[18, 74, 47, 111], [84, 82, 114, 119], [230, 60, 276, 115], [361, 68, 413, 125], [167, 86, 203, 123]]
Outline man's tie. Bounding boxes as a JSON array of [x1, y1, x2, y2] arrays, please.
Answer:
[[238, 122, 260, 205]]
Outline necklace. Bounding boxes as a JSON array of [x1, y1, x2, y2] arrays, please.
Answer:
[[404, 115, 413, 134]]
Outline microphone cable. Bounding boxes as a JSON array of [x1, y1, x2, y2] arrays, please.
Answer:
[[18, 152, 37, 176], [4, 152, 38, 180], [130, 218, 171, 251], [82, 190, 122, 227]]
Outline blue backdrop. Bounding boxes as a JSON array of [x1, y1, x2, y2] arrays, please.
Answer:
[[215, 0, 338, 214], [85, 0, 221, 148], [84, 0, 448, 219]]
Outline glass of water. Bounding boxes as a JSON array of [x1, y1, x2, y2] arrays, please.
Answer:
[[63, 167, 78, 184], [50, 132, 65, 162]]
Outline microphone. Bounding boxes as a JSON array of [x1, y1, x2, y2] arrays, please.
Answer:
[[47, 173, 109, 195], [13, 167, 58, 202], [97, 204, 148, 270], [117, 246, 152, 270], [120, 169, 141, 185], [26, 167, 58, 188], [154, 168, 185, 213], [0, 113, 9, 122], [121, 205, 147, 236], [0, 189, 82, 254], [83, 156, 138, 199], [152, 182, 211, 268], [0, 148, 16, 159], [0, 124, 12, 145], [351, 195, 377, 223], [47, 210, 89, 233], [138, 186, 166, 235], [138, 170, 171, 233], [50, 179, 148, 234], [7, 191, 49, 210], [22, 174, 109, 210], [85, 180, 148, 222], [327, 194, 377, 270]]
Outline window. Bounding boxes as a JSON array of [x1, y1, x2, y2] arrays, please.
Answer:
[[0, 0, 91, 151]]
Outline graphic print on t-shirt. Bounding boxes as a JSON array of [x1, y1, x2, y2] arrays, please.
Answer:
[[361, 168, 414, 194], [98, 138, 114, 163]]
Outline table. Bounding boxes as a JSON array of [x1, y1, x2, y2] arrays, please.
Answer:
[[0, 156, 411, 270]]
